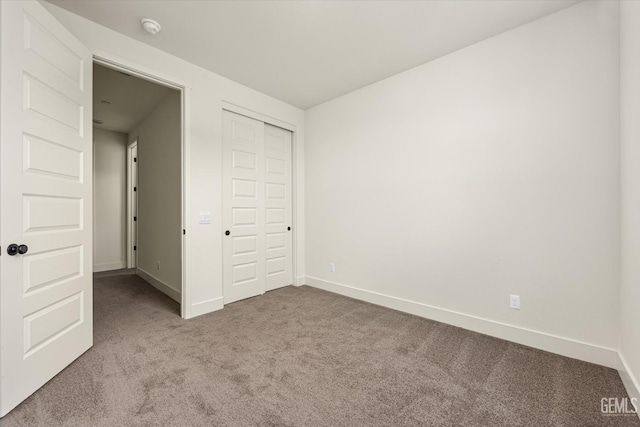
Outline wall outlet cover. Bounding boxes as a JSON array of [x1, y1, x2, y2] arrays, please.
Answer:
[[509, 294, 521, 310]]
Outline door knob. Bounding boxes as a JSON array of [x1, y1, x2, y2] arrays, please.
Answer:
[[225, 230, 230, 236], [287, 227, 291, 231], [6, 244, 28, 256]]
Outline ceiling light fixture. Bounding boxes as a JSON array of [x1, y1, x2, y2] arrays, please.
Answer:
[[141, 18, 161, 35]]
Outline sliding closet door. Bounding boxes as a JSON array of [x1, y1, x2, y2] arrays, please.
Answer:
[[222, 111, 266, 304], [264, 124, 293, 291], [222, 111, 293, 304]]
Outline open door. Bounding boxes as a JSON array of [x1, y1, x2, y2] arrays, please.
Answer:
[[0, 0, 93, 416]]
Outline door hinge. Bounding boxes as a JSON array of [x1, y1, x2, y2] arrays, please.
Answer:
[[183, 229, 186, 235], [134, 245, 137, 251], [134, 186, 137, 192], [134, 216, 137, 221], [134, 157, 137, 162]]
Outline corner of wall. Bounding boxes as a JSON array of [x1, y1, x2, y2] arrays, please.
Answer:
[[618, 352, 640, 410]]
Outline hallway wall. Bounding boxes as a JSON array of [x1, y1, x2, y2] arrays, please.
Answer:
[[129, 91, 182, 301], [93, 128, 127, 272]]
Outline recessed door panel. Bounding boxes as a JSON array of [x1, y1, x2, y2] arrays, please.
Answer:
[[233, 235, 257, 256], [232, 150, 257, 170], [232, 262, 258, 286], [232, 179, 257, 199], [266, 157, 285, 175], [266, 182, 286, 200], [266, 232, 286, 251], [266, 257, 285, 276], [266, 208, 285, 225], [232, 208, 257, 227], [23, 73, 83, 133], [232, 122, 256, 144], [24, 134, 83, 181], [23, 291, 83, 356], [23, 245, 82, 294], [23, 14, 82, 88], [23, 195, 82, 233]]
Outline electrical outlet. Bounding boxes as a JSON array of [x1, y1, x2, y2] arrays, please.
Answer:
[[157, 261, 160, 271], [509, 294, 520, 310], [329, 262, 336, 273]]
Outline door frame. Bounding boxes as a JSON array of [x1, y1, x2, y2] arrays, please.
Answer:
[[93, 55, 191, 318], [220, 102, 300, 301], [126, 140, 138, 269]]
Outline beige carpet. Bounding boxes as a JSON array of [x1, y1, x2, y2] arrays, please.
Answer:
[[1, 273, 638, 426]]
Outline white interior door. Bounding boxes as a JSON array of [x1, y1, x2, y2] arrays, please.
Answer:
[[222, 111, 266, 304], [264, 124, 293, 291], [222, 111, 293, 304], [0, 0, 93, 417]]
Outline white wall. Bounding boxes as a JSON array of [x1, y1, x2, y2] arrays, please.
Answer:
[[305, 1, 620, 367], [620, 0, 640, 404], [93, 128, 127, 272], [42, 2, 305, 318], [129, 91, 182, 301]]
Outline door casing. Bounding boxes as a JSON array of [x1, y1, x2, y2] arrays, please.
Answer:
[[126, 140, 138, 269]]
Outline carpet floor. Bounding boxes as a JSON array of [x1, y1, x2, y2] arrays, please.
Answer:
[[1, 273, 638, 426]]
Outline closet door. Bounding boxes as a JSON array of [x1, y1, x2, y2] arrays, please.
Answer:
[[264, 124, 293, 291], [222, 111, 265, 304]]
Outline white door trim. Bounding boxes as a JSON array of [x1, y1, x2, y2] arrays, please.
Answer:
[[222, 101, 297, 133], [93, 55, 191, 318], [126, 141, 138, 269]]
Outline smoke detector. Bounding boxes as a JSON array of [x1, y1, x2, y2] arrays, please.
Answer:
[[141, 18, 161, 35]]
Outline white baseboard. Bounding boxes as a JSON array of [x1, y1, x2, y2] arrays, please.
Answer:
[[304, 276, 619, 369], [93, 261, 126, 273], [294, 276, 305, 286], [137, 268, 181, 303], [618, 352, 640, 419], [184, 297, 224, 319]]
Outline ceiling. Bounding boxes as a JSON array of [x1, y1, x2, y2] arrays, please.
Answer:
[[48, 0, 580, 110], [93, 63, 175, 133]]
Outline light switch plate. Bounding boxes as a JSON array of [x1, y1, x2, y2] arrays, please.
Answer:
[[199, 211, 211, 224]]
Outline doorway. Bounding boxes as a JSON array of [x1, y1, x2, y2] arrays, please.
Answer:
[[92, 61, 183, 306]]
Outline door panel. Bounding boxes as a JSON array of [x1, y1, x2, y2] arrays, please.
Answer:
[[0, 0, 93, 417], [222, 111, 265, 304], [264, 124, 293, 291]]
